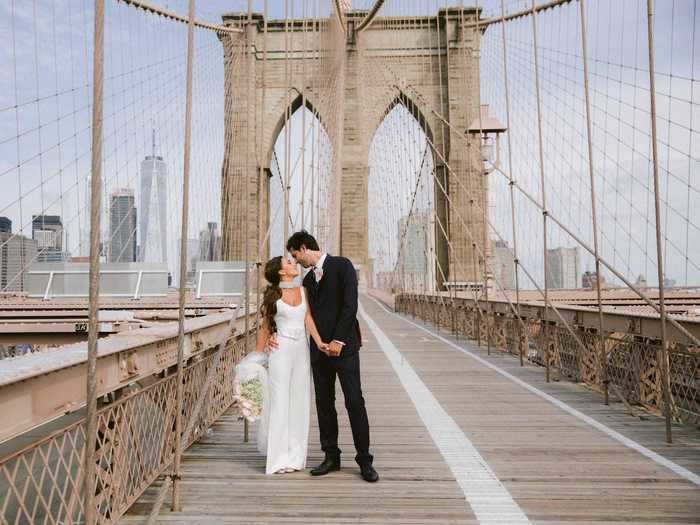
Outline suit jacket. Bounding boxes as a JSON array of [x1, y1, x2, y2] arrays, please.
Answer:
[[303, 254, 362, 361]]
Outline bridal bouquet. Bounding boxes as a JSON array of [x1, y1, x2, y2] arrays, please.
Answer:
[[233, 351, 269, 423], [234, 377, 263, 421]]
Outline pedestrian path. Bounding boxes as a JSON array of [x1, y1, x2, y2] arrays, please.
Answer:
[[122, 295, 700, 524]]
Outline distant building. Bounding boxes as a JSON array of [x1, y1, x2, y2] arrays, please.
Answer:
[[634, 274, 647, 288], [0, 232, 38, 291], [109, 188, 137, 262], [663, 277, 676, 288], [0, 217, 11, 234], [38, 249, 70, 263], [199, 222, 220, 262], [582, 270, 606, 289], [32, 215, 70, 263], [396, 213, 434, 291], [32, 215, 63, 250], [140, 131, 168, 264], [492, 240, 516, 290], [177, 238, 200, 283], [546, 247, 579, 289]]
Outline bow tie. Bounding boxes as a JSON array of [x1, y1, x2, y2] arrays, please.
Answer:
[[313, 266, 324, 282]]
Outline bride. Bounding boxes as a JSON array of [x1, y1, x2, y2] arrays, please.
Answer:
[[254, 255, 327, 474]]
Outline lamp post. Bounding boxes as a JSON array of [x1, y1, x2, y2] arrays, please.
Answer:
[[467, 104, 507, 290]]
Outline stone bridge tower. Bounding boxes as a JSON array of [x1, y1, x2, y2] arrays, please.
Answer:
[[220, 8, 487, 288]]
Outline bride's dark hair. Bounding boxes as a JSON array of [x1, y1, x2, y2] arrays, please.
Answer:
[[261, 256, 283, 334]]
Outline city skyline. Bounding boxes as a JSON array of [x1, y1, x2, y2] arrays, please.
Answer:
[[0, 1, 696, 289]]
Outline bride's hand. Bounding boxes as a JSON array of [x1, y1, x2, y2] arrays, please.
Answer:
[[318, 342, 330, 355]]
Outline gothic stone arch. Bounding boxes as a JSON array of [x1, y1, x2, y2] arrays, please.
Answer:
[[219, 8, 486, 287]]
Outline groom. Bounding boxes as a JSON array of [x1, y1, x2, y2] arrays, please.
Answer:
[[285, 230, 378, 482]]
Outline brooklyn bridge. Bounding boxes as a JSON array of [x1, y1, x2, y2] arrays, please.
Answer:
[[0, 1, 698, 523]]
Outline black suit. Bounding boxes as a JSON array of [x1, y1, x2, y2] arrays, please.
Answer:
[[304, 254, 372, 466]]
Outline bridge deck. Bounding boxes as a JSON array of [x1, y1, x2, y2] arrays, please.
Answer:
[[122, 296, 700, 524]]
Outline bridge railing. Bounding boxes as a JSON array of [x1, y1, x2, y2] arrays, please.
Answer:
[[396, 293, 700, 428], [0, 319, 255, 525]]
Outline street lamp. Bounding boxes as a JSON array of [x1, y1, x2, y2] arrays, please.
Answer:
[[466, 104, 507, 297], [467, 104, 507, 173]]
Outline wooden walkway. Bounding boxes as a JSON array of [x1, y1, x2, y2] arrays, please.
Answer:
[[122, 295, 700, 524]]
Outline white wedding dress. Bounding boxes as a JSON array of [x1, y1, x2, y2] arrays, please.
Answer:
[[262, 289, 311, 474]]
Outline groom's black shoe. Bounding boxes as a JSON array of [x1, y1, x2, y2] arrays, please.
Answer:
[[360, 463, 379, 483], [310, 455, 341, 476]]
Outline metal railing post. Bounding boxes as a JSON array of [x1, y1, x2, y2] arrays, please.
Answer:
[[645, 0, 673, 444], [172, 0, 196, 510], [133, 270, 144, 300], [43, 271, 55, 301], [83, 0, 105, 522]]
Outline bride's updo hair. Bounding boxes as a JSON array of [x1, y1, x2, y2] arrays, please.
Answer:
[[261, 256, 283, 334]]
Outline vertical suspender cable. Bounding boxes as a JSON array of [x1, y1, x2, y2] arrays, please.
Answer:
[[243, 0, 253, 359], [283, 0, 291, 245], [645, 0, 673, 444], [258, 0, 269, 321], [578, 0, 609, 405], [301, 0, 307, 230], [499, 0, 525, 366], [83, 0, 105, 523], [530, 0, 551, 382], [172, 0, 196, 511], [472, 0, 492, 355]]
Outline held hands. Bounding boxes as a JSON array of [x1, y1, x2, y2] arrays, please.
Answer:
[[268, 334, 342, 357], [327, 340, 343, 357], [317, 341, 341, 357]]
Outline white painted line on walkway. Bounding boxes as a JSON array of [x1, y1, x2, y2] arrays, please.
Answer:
[[358, 303, 532, 525], [367, 296, 700, 488]]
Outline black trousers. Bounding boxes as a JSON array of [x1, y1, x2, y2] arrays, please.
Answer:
[[311, 350, 373, 466]]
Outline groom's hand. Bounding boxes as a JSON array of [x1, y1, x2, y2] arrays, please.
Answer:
[[328, 340, 343, 357], [267, 334, 278, 351]]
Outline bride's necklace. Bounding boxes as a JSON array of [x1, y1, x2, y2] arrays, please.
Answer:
[[279, 281, 298, 289]]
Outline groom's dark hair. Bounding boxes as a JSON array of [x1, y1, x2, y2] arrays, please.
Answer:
[[286, 230, 319, 252]]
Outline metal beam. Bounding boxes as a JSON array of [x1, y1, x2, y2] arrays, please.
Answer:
[[0, 310, 248, 443]]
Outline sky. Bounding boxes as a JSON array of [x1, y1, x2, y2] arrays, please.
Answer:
[[0, 0, 697, 290]]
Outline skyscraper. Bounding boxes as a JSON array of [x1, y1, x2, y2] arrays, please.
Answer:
[[32, 215, 68, 263], [177, 237, 200, 284], [0, 217, 11, 234], [140, 130, 168, 265], [32, 215, 63, 251], [109, 188, 137, 262], [199, 222, 220, 262], [0, 232, 38, 292], [492, 240, 516, 290], [396, 213, 434, 291], [546, 247, 580, 289]]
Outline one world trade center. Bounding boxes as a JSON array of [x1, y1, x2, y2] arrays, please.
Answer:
[[139, 131, 168, 265]]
